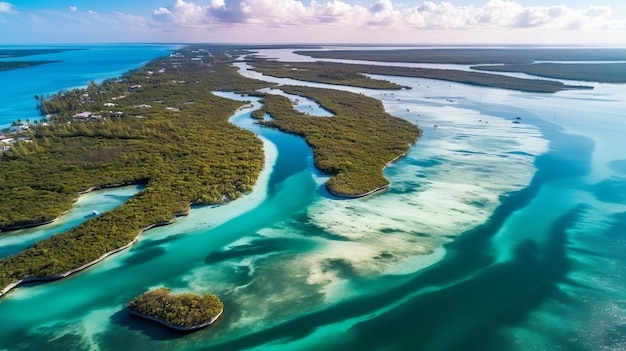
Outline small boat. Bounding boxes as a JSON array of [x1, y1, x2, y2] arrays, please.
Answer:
[[92, 210, 100, 215], [512, 120, 520, 124]]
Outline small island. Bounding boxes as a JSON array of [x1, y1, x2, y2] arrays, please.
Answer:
[[128, 287, 223, 331]]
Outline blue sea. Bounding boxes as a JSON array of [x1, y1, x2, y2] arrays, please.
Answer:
[[0, 44, 179, 129], [1, 45, 626, 351]]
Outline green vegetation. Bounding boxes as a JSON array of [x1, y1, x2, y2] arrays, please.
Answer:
[[257, 85, 421, 196], [128, 287, 223, 330], [295, 48, 626, 65], [0, 46, 425, 295], [471, 63, 626, 83], [0, 50, 272, 291], [248, 59, 406, 89], [247, 59, 590, 93], [0, 61, 59, 72]]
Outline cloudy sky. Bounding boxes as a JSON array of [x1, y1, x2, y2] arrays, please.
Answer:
[[1, 0, 625, 44]]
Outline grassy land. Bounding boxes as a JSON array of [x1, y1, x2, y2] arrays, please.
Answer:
[[294, 48, 626, 65], [257, 85, 422, 196], [248, 59, 591, 93], [471, 63, 626, 83]]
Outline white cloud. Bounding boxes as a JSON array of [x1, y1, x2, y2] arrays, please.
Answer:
[[0, 1, 16, 14], [149, 0, 625, 32], [69, 6, 78, 12], [153, 0, 209, 25]]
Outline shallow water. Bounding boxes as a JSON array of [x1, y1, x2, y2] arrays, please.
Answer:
[[1, 46, 626, 351], [0, 185, 143, 258]]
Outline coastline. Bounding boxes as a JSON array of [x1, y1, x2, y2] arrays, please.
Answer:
[[0, 182, 142, 233], [129, 308, 224, 331], [0, 215, 183, 298], [326, 150, 410, 199]]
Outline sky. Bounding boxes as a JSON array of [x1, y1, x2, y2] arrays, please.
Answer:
[[0, 0, 625, 45]]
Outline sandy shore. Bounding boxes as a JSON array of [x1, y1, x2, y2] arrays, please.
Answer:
[[129, 308, 223, 331]]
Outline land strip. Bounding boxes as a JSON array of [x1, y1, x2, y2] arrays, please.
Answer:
[[0, 48, 83, 58], [248, 59, 406, 90], [0, 61, 60, 72], [256, 85, 421, 197], [248, 59, 591, 93], [471, 63, 626, 83], [294, 48, 626, 65]]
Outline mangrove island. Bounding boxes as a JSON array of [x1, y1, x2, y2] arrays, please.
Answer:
[[128, 287, 223, 331]]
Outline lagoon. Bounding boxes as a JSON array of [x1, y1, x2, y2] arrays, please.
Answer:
[[1, 45, 625, 351]]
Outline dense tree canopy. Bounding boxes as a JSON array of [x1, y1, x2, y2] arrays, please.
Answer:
[[129, 287, 223, 330], [257, 85, 422, 196]]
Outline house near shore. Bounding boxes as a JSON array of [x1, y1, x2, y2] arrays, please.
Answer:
[[73, 112, 102, 120], [1, 138, 15, 151]]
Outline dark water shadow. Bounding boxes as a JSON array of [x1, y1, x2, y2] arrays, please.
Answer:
[[193, 116, 594, 351], [109, 308, 189, 341], [123, 247, 166, 265]]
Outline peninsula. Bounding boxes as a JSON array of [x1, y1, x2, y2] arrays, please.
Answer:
[[128, 287, 223, 331], [254, 85, 421, 196]]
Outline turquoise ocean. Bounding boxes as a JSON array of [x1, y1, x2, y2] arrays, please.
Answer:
[[1, 45, 625, 351]]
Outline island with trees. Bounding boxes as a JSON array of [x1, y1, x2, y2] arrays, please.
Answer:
[[128, 287, 223, 331]]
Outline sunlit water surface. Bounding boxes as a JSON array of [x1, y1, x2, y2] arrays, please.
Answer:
[[0, 46, 625, 351]]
